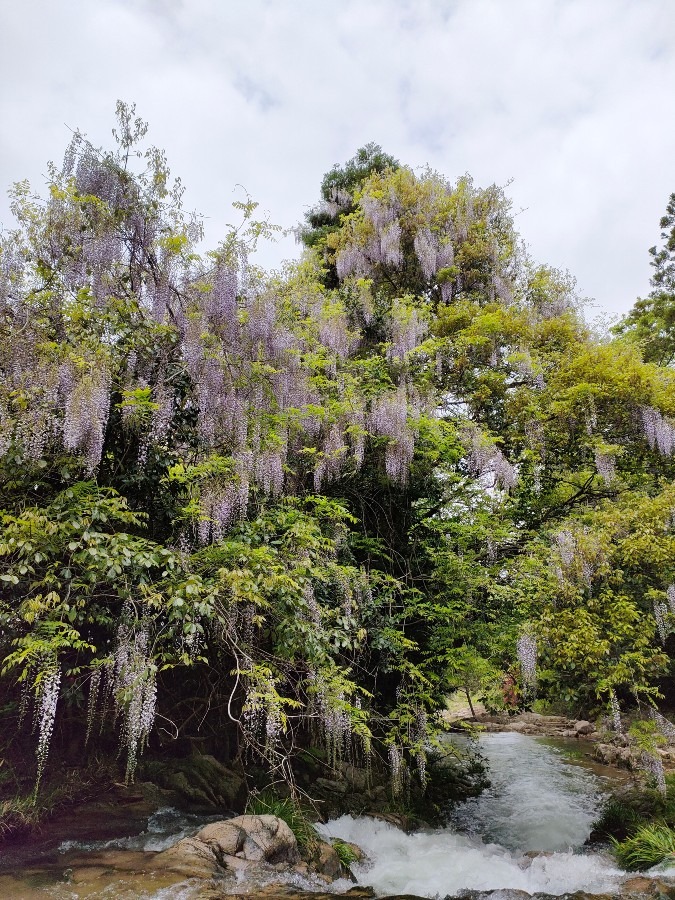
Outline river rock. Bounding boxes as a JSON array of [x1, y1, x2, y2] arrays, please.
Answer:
[[593, 742, 636, 768], [315, 776, 349, 794], [339, 761, 371, 792], [152, 814, 300, 878], [574, 720, 595, 735], [140, 754, 246, 812], [207, 889, 375, 900], [154, 835, 223, 877], [310, 841, 343, 880], [620, 876, 675, 897], [201, 814, 300, 864]]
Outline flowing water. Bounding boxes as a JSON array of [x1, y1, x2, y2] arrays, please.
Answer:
[[1, 733, 670, 898], [318, 733, 639, 898]]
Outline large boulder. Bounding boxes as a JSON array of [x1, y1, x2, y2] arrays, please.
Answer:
[[155, 835, 224, 878], [574, 720, 596, 736], [140, 754, 246, 812], [152, 814, 300, 879], [309, 841, 343, 881], [198, 815, 300, 864]]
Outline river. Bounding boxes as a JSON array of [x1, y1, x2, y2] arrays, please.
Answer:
[[320, 732, 627, 896], [0, 733, 669, 898]]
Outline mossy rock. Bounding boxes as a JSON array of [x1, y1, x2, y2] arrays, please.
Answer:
[[139, 754, 246, 812]]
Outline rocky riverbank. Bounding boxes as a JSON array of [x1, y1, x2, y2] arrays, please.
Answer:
[[453, 711, 675, 775]]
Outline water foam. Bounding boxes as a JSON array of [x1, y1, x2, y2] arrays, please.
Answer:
[[319, 814, 624, 897]]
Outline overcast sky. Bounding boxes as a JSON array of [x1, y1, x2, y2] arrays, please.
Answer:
[[1, 0, 674, 320]]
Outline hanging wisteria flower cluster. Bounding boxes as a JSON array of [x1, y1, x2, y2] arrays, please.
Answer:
[[369, 384, 420, 484], [641, 750, 667, 795], [34, 661, 62, 789], [594, 450, 616, 486], [240, 665, 287, 760], [387, 300, 427, 361], [516, 633, 537, 696], [388, 744, 404, 797], [462, 425, 517, 492], [654, 599, 669, 644], [413, 704, 428, 789], [76, 620, 160, 782], [0, 130, 445, 533], [639, 406, 675, 456], [412, 227, 454, 282], [334, 169, 513, 310], [305, 669, 370, 770], [650, 709, 675, 744], [111, 623, 158, 782], [551, 528, 602, 591], [609, 690, 622, 734], [554, 530, 576, 568], [511, 351, 545, 390], [667, 585, 675, 614]]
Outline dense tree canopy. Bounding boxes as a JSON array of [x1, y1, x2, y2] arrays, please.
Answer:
[[1, 104, 675, 797]]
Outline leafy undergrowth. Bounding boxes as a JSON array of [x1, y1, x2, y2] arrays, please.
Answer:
[[0, 755, 117, 844], [1, 776, 97, 843], [593, 773, 675, 870]]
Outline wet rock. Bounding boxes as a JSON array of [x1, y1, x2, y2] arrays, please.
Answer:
[[622, 875, 657, 893], [201, 814, 300, 864], [575, 720, 595, 736], [366, 812, 411, 830], [207, 889, 375, 900], [151, 814, 300, 879], [195, 821, 244, 857], [310, 840, 343, 880], [155, 834, 221, 877], [315, 776, 349, 794], [507, 721, 527, 732], [617, 878, 675, 898]]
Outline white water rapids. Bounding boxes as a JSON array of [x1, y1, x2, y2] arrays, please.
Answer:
[[319, 732, 628, 897]]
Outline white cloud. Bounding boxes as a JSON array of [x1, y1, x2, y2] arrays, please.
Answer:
[[1, 0, 674, 316]]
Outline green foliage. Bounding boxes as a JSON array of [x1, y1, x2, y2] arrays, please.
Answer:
[[612, 823, 675, 871], [2, 105, 675, 807], [331, 838, 360, 867], [245, 792, 318, 854], [592, 797, 644, 841], [615, 192, 675, 366], [302, 143, 399, 251]]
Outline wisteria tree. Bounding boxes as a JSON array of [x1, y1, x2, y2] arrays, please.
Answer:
[[2, 105, 675, 804]]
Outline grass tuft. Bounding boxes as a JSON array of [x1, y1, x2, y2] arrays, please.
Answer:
[[331, 837, 360, 868], [245, 791, 319, 854], [612, 822, 675, 871], [592, 797, 643, 840]]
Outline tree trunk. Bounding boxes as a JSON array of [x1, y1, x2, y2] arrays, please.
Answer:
[[465, 687, 476, 718]]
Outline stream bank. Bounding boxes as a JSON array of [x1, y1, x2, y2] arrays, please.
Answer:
[[3, 732, 674, 899], [450, 710, 675, 777]]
